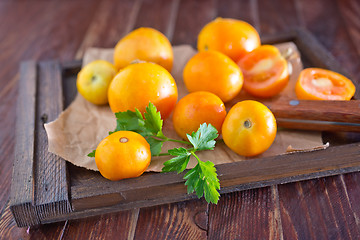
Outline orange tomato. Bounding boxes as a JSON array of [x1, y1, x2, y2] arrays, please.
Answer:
[[197, 17, 261, 61], [95, 131, 151, 181], [108, 62, 178, 120], [183, 50, 243, 102], [222, 100, 277, 157], [237, 45, 289, 98], [113, 27, 173, 72], [295, 68, 355, 100], [172, 91, 227, 140]]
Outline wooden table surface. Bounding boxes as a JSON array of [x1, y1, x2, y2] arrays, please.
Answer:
[[1, 0, 360, 239]]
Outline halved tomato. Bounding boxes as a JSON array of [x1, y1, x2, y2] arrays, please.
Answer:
[[237, 45, 289, 98], [295, 68, 355, 100]]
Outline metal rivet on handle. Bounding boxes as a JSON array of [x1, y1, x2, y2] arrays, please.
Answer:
[[289, 100, 299, 106]]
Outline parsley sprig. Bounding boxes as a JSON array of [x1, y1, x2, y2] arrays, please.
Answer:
[[89, 103, 220, 204], [162, 123, 220, 204]]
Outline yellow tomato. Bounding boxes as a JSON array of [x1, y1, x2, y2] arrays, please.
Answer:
[[108, 62, 178, 120], [95, 131, 151, 181], [198, 17, 261, 61], [76, 60, 117, 105], [113, 27, 173, 72], [183, 50, 243, 102], [172, 91, 227, 140], [222, 100, 277, 157]]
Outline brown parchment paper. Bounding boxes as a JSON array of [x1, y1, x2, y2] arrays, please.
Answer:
[[45, 43, 327, 172]]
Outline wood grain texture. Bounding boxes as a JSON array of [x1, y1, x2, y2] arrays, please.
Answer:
[[172, 0, 217, 46], [133, 0, 179, 39], [278, 176, 360, 239], [0, 204, 66, 239], [258, 0, 301, 35], [9, 61, 39, 227], [33, 61, 71, 219], [134, 200, 208, 240], [208, 188, 283, 239], [60, 209, 139, 239], [75, 0, 140, 59], [217, 0, 260, 32], [337, 0, 360, 57]]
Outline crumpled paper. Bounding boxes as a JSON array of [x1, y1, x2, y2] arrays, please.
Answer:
[[45, 43, 327, 172]]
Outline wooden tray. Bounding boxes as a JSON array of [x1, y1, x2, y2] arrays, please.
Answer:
[[10, 28, 360, 227]]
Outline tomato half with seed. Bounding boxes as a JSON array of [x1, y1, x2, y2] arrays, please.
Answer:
[[222, 100, 277, 157], [237, 45, 289, 98], [295, 68, 355, 100]]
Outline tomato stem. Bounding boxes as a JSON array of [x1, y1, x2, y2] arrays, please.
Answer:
[[165, 137, 192, 145], [191, 151, 201, 163], [155, 152, 171, 156]]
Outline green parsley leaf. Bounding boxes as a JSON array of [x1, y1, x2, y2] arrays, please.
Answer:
[[111, 109, 150, 136], [146, 137, 163, 156], [144, 103, 164, 137], [162, 147, 191, 173], [187, 123, 218, 151], [87, 150, 96, 157], [184, 160, 220, 204], [109, 103, 165, 155]]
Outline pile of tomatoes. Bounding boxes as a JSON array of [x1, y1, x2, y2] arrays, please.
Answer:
[[77, 18, 355, 181]]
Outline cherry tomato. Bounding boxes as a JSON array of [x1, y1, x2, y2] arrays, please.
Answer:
[[76, 60, 117, 105], [222, 100, 277, 157], [113, 27, 173, 72], [172, 91, 227, 140], [237, 45, 289, 98], [295, 68, 355, 100], [183, 50, 243, 102], [108, 62, 178, 120], [198, 17, 261, 61], [95, 131, 151, 181]]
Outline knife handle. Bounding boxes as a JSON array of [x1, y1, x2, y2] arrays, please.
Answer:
[[267, 100, 360, 132]]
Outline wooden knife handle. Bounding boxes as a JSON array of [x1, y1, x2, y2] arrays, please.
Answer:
[[266, 100, 360, 132]]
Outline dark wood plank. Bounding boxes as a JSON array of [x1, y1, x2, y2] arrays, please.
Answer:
[[134, 200, 207, 239], [258, 0, 301, 36], [9, 61, 39, 227], [278, 176, 360, 239], [341, 172, 360, 231], [33, 61, 71, 219], [133, 0, 179, 40], [217, 0, 260, 32], [62, 209, 139, 239], [75, 0, 140, 59], [172, 0, 217, 46], [0, 203, 66, 240], [337, 0, 360, 57], [208, 187, 283, 239]]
